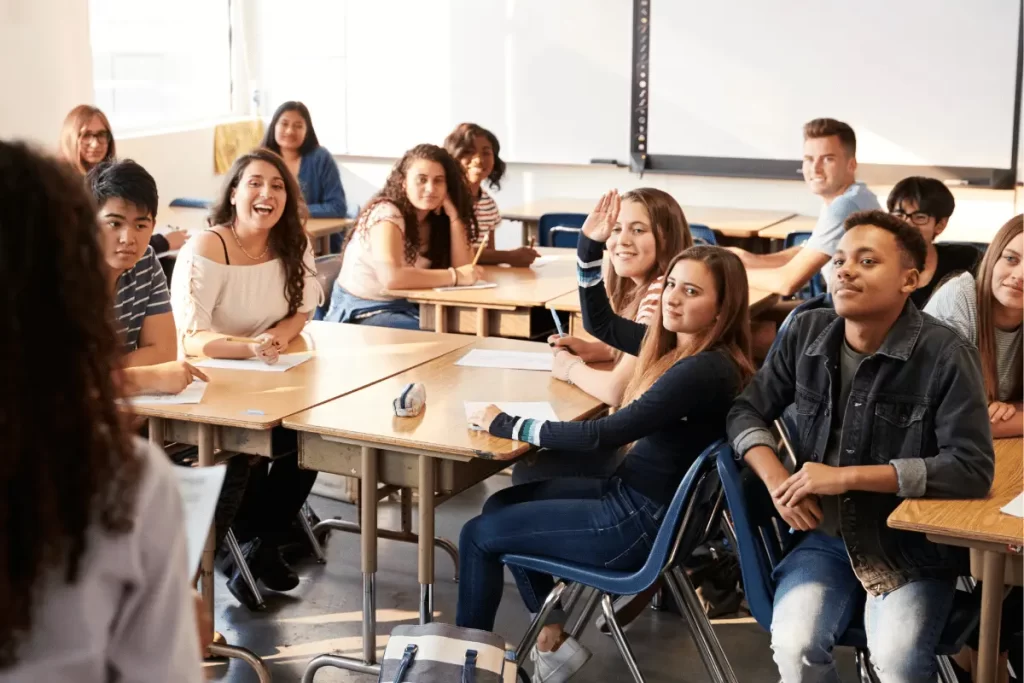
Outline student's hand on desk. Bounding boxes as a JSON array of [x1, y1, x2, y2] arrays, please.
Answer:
[[455, 264, 484, 285], [551, 347, 587, 383], [468, 404, 503, 432], [150, 361, 209, 394], [164, 228, 189, 251], [581, 190, 621, 243], [505, 247, 541, 267], [988, 401, 1017, 423], [548, 336, 611, 363], [773, 463, 849, 505], [249, 334, 280, 365]]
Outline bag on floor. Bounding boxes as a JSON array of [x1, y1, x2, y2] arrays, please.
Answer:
[[378, 623, 520, 683]]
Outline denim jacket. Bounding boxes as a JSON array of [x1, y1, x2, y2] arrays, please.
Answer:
[[727, 302, 994, 595]]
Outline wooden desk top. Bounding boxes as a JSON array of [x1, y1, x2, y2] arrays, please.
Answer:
[[759, 215, 817, 241], [283, 337, 606, 460], [131, 322, 473, 429], [162, 206, 352, 239], [501, 199, 795, 238], [389, 248, 577, 308], [889, 438, 1024, 548], [546, 287, 779, 316]]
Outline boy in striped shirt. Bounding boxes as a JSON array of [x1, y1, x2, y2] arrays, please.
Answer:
[[88, 160, 205, 395]]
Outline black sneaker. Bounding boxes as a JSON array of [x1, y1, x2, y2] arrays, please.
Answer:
[[253, 542, 300, 592]]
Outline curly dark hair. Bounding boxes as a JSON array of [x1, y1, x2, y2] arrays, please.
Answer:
[[209, 148, 313, 319], [348, 144, 478, 268], [443, 122, 506, 190], [0, 141, 139, 667]]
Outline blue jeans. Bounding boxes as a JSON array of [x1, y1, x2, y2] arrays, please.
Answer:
[[322, 283, 420, 330], [771, 531, 955, 683], [456, 476, 664, 632]]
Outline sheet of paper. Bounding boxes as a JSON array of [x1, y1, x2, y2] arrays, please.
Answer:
[[127, 380, 208, 406], [1001, 492, 1024, 518], [173, 465, 227, 574], [193, 352, 312, 372], [530, 255, 566, 268], [455, 348, 553, 372], [465, 401, 560, 432], [433, 280, 498, 292]]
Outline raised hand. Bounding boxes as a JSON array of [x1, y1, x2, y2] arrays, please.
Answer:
[[580, 190, 621, 243]]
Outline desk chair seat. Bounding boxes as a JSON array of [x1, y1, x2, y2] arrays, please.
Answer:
[[502, 441, 739, 683], [538, 212, 587, 248], [716, 447, 977, 683], [169, 197, 213, 209]]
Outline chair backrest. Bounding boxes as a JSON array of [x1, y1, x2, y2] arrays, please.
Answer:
[[716, 446, 789, 632], [169, 197, 213, 209], [689, 223, 717, 246], [783, 231, 826, 298], [538, 212, 587, 248], [763, 292, 832, 364]]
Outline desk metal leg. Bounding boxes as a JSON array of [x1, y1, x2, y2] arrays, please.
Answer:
[[209, 643, 272, 683], [418, 455, 435, 624], [976, 550, 1006, 683]]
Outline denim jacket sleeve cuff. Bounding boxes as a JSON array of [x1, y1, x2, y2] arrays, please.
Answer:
[[891, 458, 927, 498], [733, 427, 777, 460]]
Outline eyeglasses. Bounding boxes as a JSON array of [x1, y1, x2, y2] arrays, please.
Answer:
[[80, 130, 111, 144], [891, 210, 932, 226]]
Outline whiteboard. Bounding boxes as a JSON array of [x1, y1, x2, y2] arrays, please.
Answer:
[[647, 0, 1021, 169], [343, 0, 633, 164]]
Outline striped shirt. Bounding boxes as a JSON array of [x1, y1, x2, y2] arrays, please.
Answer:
[[635, 276, 664, 324], [473, 189, 501, 245], [114, 246, 172, 354]]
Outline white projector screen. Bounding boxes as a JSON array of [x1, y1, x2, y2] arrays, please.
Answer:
[[647, 0, 1021, 171]]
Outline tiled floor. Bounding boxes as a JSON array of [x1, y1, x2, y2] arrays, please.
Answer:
[[205, 477, 856, 682]]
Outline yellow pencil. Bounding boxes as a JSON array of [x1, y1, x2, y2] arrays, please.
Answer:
[[470, 238, 488, 267], [225, 336, 262, 345]]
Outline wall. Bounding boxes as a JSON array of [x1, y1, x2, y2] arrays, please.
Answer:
[[119, 124, 1019, 248], [0, 0, 94, 145]]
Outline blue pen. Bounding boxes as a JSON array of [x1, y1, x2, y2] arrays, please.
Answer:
[[550, 309, 566, 337]]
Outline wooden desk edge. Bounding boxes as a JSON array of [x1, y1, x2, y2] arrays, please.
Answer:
[[887, 517, 1023, 550]]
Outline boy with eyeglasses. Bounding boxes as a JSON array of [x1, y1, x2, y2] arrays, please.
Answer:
[[887, 176, 980, 308]]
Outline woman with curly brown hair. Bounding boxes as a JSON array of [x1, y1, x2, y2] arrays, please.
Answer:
[[170, 148, 321, 608], [324, 143, 483, 329], [0, 141, 202, 680]]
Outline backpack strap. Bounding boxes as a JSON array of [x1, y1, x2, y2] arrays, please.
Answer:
[[391, 643, 417, 682]]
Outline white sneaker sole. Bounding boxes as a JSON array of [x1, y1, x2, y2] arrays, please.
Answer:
[[534, 646, 592, 683]]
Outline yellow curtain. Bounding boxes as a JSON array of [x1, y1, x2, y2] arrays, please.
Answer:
[[213, 119, 266, 174]]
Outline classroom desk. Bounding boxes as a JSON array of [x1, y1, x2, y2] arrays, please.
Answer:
[[889, 437, 1024, 683], [388, 247, 578, 338], [135, 323, 472, 680], [502, 198, 795, 243], [545, 287, 781, 337], [284, 336, 606, 677], [163, 206, 353, 254], [758, 214, 817, 242]]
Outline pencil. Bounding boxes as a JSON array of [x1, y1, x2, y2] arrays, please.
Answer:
[[470, 238, 488, 267], [225, 336, 262, 345], [528, 237, 536, 249]]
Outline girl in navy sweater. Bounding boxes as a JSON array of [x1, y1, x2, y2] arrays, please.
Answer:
[[463, 223, 754, 681]]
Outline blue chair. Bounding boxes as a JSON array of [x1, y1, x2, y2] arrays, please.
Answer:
[[784, 231, 826, 299], [502, 440, 738, 683], [169, 197, 213, 209], [690, 223, 717, 246], [717, 446, 976, 682], [538, 212, 586, 248]]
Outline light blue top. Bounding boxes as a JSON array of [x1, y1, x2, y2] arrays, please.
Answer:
[[297, 145, 347, 218], [804, 181, 881, 283]]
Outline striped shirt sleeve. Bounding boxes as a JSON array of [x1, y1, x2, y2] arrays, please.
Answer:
[[473, 191, 502, 245], [634, 276, 664, 324]]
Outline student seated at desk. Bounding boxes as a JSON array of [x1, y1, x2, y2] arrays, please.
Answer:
[[513, 188, 692, 484], [888, 176, 980, 308], [171, 148, 321, 607], [926, 214, 1022, 438], [465, 246, 755, 682], [324, 144, 483, 329], [262, 101, 347, 251], [727, 210, 995, 683], [87, 159, 206, 396], [443, 122, 539, 266], [0, 141, 202, 682]]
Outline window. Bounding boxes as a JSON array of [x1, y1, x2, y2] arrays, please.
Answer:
[[89, 0, 232, 132]]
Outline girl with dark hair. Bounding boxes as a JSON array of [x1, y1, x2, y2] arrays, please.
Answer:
[[463, 244, 754, 681], [171, 148, 322, 606], [262, 101, 347, 222], [324, 143, 483, 329], [0, 141, 202, 680], [443, 122, 538, 266], [58, 104, 116, 173]]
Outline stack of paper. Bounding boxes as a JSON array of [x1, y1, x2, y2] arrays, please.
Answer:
[[1000, 492, 1024, 518], [433, 281, 498, 292], [173, 465, 227, 573], [127, 381, 208, 405], [194, 353, 313, 372], [455, 349, 553, 372]]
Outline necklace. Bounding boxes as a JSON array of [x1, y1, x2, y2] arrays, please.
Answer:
[[229, 225, 270, 261]]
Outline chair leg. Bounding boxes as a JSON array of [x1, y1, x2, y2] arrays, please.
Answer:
[[935, 655, 958, 683], [665, 567, 737, 683], [567, 589, 602, 640], [515, 582, 568, 663], [560, 582, 584, 619], [599, 593, 646, 683], [225, 530, 265, 608], [298, 510, 327, 564]]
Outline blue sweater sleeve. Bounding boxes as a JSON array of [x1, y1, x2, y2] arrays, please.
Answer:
[[490, 351, 734, 448], [577, 234, 647, 355], [302, 146, 347, 218]]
